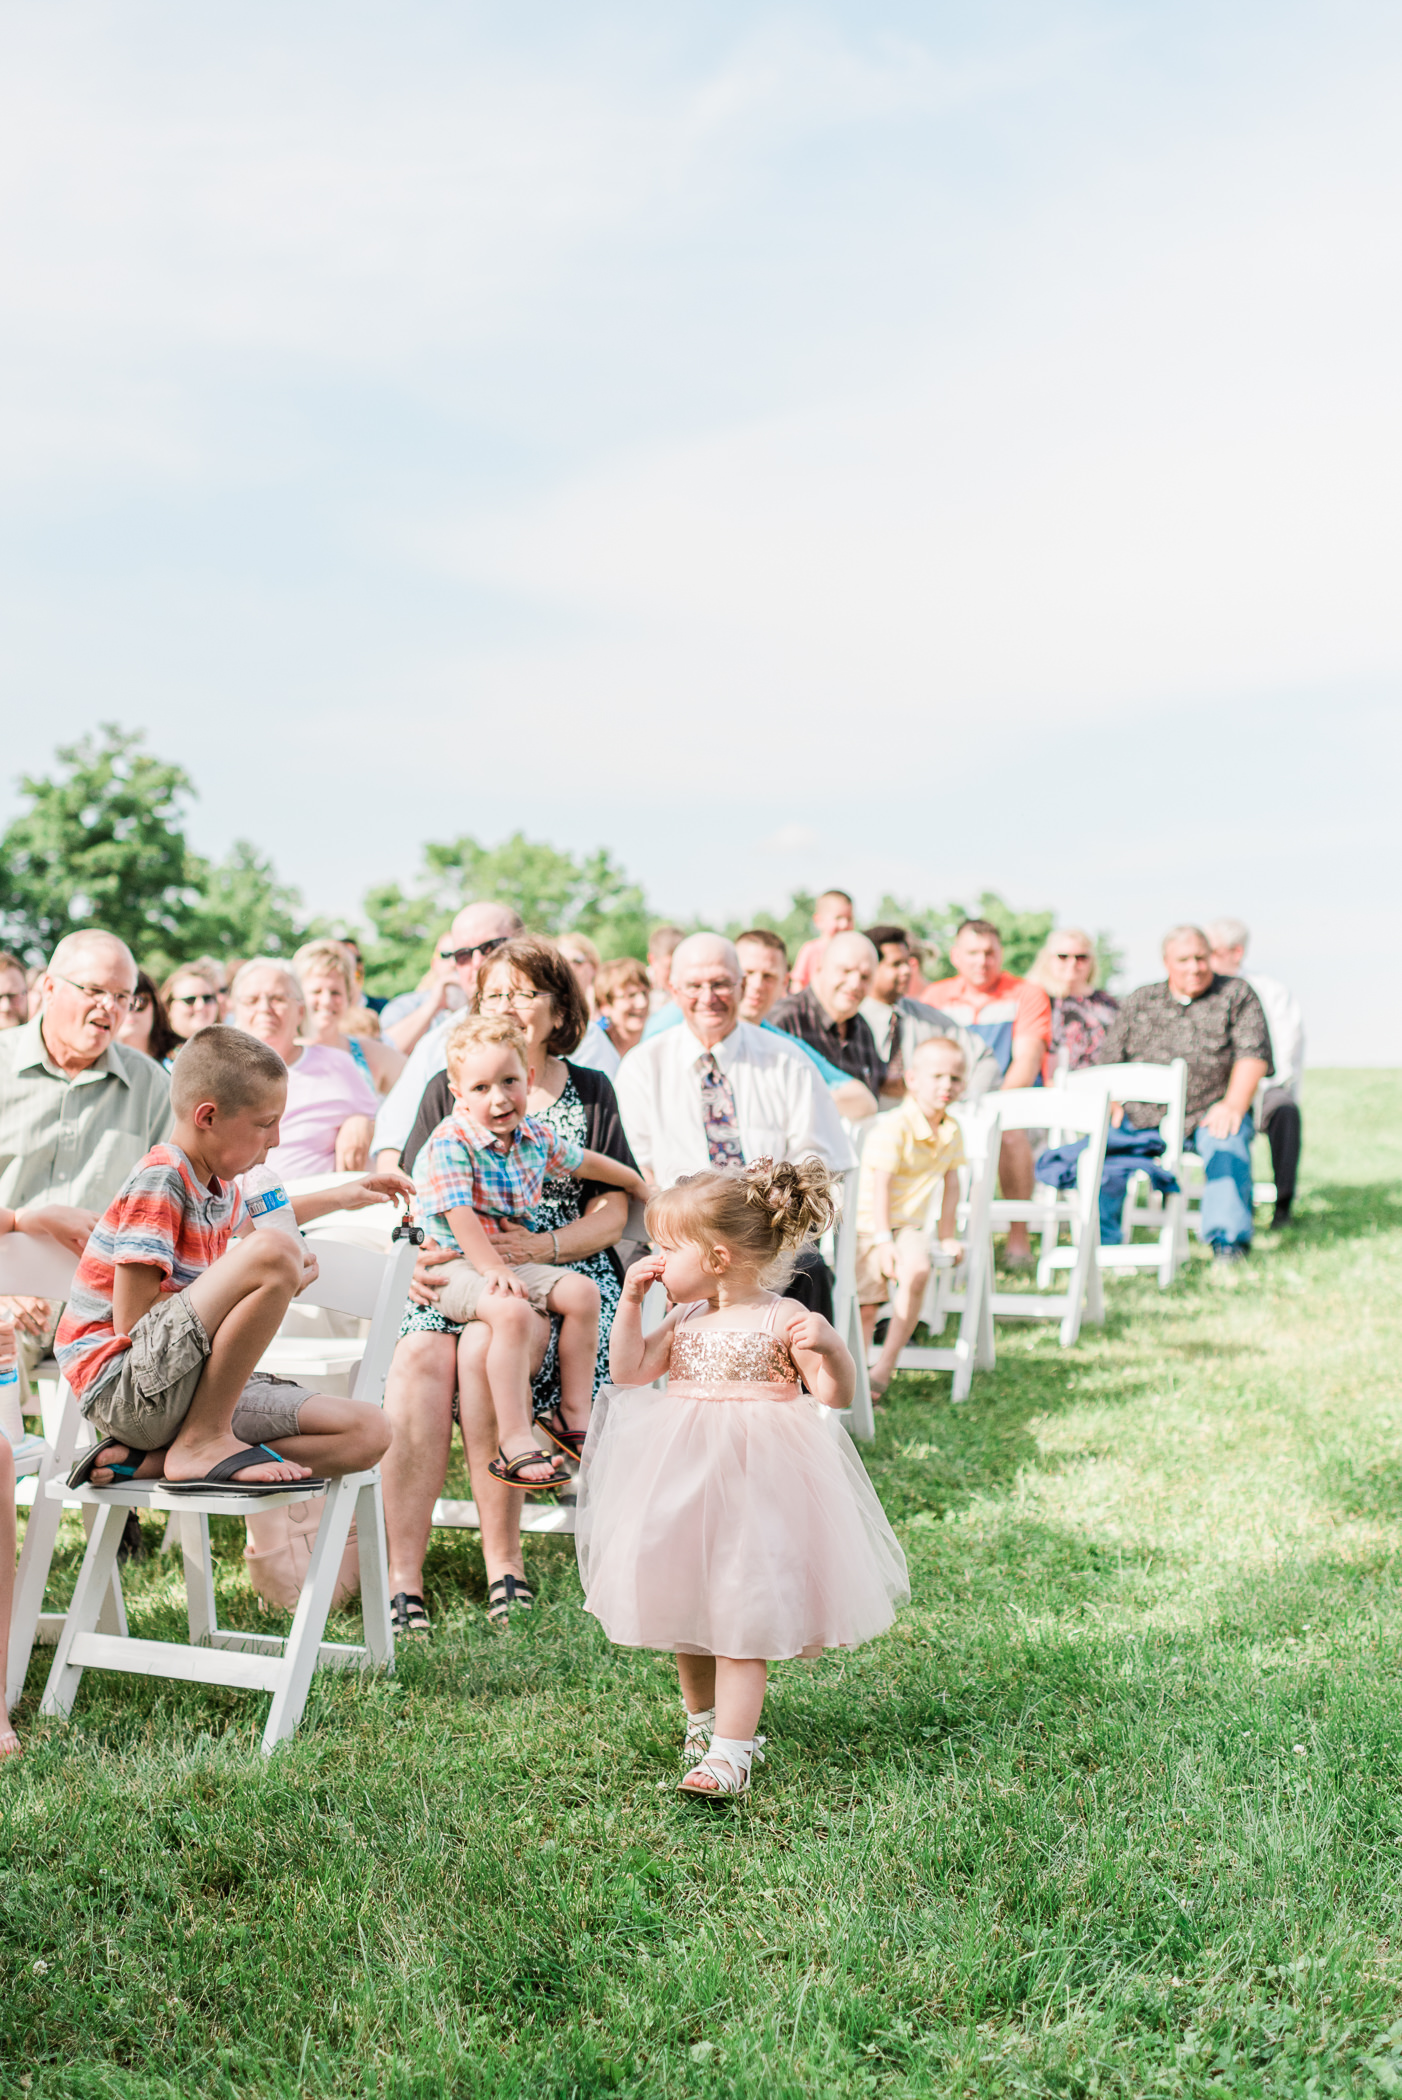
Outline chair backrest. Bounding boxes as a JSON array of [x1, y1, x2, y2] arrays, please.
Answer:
[[0, 1236, 80, 1300], [299, 1231, 421, 1409], [1066, 1059, 1187, 1164], [993, 1087, 1106, 1139]]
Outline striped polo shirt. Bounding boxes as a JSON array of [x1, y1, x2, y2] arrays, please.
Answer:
[[55, 1143, 245, 1404]]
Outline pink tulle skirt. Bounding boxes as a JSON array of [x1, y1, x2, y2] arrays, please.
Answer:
[[574, 1379, 910, 1659]]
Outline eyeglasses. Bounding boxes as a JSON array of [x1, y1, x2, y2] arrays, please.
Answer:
[[128, 993, 152, 1015], [479, 984, 545, 1008], [54, 974, 135, 1013], [240, 994, 293, 1012], [440, 938, 508, 966], [1053, 951, 1092, 963], [169, 991, 221, 1009]]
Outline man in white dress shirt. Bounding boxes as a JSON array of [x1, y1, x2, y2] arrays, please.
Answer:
[[1207, 918, 1305, 1228], [616, 932, 855, 1317]]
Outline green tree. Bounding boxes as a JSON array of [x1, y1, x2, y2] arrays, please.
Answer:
[[181, 841, 304, 967], [0, 724, 306, 975], [359, 832, 651, 996]]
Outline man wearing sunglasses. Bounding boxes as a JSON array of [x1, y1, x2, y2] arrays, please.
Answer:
[[0, 930, 174, 1389], [371, 903, 523, 1170]]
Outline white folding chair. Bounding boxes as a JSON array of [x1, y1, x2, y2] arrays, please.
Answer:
[[38, 1228, 418, 1753], [1056, 1061, 1190, 1288], [987, 1088, 1110, 1346], [826, 1121, 876, 1443], [4, 1234, 136, 1713], [894, 1097, 1001, 1401]]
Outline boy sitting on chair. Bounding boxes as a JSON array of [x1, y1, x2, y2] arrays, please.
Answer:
[[54, 1027, 399, 1496], [855, 1038, 967, 1400]]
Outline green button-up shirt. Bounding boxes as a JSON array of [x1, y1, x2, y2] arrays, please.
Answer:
[[0, 1014, 174, 1214]]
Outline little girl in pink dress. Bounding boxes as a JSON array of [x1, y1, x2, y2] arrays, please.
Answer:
[[575, 1157, 909, 1798]]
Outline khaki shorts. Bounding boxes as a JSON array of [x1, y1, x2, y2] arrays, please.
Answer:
[[854, 1228, 931, 1306], [83, 1289, 312, 1453], [433, 1258, 582, 1326]]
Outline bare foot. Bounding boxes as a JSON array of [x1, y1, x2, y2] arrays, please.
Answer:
[[164, 1438, 313, 1487], [0, 1715, 20, 1760], [89, 1443, 169, 1487]]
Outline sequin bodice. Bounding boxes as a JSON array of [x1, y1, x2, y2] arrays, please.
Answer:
[[669, 1319, 800, 1387]]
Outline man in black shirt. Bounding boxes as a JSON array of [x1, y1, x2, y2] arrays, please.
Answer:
[[767, 932, 886, 1099], [1095, 924, 1271, 1261]]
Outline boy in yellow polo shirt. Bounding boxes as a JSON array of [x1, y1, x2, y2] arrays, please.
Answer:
[[856, 1038, 966, 1398]]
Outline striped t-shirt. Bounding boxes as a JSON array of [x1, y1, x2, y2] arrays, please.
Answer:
[[55, 1143, 246, 1404]]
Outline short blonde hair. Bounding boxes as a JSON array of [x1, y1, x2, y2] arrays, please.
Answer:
[[558, 932, 600, 968], [1027, 929, 1100, 993], [595, 956, 649, 1005], [445, 1012, 530, 1084], [646, 1157, 836, 1288], [293, 940, 355, 999]]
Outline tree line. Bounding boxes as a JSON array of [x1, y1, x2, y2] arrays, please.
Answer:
[[0, 726, 1115, 994]]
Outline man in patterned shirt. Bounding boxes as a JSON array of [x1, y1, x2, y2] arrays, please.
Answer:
[[1094, 925, 1272, 1262], [412, 1013, 646, 1489]]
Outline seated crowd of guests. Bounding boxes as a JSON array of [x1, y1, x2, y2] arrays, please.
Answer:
[[0, 893, 1305, 1671]]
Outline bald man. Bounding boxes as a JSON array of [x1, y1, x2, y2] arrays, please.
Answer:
[[766, 931, 886, 1098], [0, 929, 173, 1380], [371, 901, 524, 1170]]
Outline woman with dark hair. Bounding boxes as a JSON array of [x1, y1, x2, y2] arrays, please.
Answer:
[[381, 933, 638, 1633], [117, 971, 182, 1067]]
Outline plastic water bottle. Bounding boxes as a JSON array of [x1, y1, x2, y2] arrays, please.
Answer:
[[0, 1313, 24, 1450], [242, 1165, 303, 1240]]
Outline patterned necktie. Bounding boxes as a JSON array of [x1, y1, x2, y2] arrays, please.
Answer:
[[699, 1052, 746, 1168]]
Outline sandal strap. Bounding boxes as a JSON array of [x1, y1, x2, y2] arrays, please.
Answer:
[[491, 1445, 569, 1487]]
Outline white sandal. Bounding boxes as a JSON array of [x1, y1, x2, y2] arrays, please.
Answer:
[[679, 1735, 764, 1798]]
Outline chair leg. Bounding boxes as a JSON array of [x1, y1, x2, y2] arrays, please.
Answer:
[[8, 1464, 65, 1709], [355, 1477, 395, 1672], [261, 1478, 357, 1753], [180, 1513, 218, 1644], [39, 1500, 128, 1719]]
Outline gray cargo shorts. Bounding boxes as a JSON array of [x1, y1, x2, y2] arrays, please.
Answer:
[[83, 1288, 312, 1454]]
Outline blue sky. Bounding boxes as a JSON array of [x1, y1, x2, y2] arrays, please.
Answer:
[[2, 2, 1398, 1057]]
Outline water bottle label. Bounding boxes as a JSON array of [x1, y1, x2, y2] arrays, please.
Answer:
[[246, 1186, 291, 1219], [0, 1366, 17, 1388]]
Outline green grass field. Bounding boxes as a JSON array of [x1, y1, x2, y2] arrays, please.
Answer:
[[4, 1070, 1402, 2098]]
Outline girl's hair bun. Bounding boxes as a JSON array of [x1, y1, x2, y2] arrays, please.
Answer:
[[642, 1154, 838, 1287], [741, 1155, 837, 1252]]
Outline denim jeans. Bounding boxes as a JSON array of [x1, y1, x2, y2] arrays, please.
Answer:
[[1187, 1114, 1256, 1248]]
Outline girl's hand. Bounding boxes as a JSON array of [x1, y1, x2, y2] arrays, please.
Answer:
[[494, 1222, 545, 1266], [940, 1237, 965, 1264], [16, 1204, 99, 1258], [295, 1246, 320, 1297], [875, 1240, 899, 1281], [786, 1310, 842, 1359], [622, 1253, 665, 1304]]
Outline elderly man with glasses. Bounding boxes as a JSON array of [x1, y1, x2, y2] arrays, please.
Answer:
[[0, 930, 174, 1390], [370, 903, 524, 1172], [616, 932, 856, 1320]]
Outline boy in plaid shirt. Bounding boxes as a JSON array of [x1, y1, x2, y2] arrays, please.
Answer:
[[414, 1014, 647, 1491]]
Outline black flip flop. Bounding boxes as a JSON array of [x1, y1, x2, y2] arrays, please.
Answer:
[[160, 1445, 328, 1497], [540, 1412, 587, 1460], [390, 1591, 432, 1637], [66, 1439, 155, 1491]]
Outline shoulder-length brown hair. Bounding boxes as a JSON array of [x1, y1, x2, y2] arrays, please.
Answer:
[[473, 935, 589, 1057]]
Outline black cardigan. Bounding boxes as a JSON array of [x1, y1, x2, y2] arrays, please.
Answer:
[[400, 1060, 639, 1254]]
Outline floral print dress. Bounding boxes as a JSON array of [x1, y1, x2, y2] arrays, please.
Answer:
[[398, 1075, 623, 1423]]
